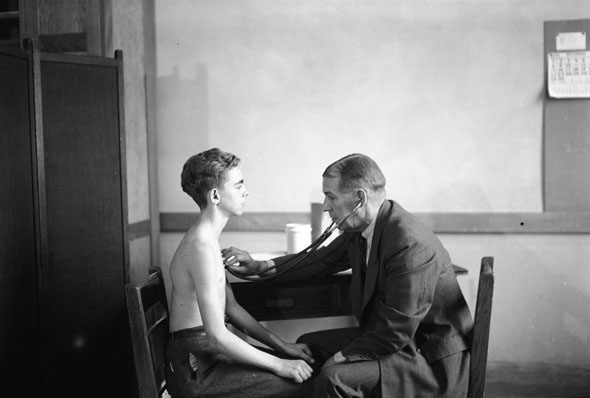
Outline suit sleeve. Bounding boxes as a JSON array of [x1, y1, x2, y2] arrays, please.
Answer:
[[270, 232, 353, 282], [342, 241, 442, 361]]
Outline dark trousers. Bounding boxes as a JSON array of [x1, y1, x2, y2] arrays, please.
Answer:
[[165, 326, 314, 398], [298, 327, 381, 398]]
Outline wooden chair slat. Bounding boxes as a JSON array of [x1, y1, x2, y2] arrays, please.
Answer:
[[126, 267, 171, 398], [467, 257, 495, 398]]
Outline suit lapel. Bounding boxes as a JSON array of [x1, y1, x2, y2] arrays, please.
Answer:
[[360, 200, 391, 315]]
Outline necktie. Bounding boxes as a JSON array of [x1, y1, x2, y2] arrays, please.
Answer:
[[359, 235, 367, 267]]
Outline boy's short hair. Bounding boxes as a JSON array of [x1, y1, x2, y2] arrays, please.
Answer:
[[322, 153, 386, 193], [181, 148, 241, 208]]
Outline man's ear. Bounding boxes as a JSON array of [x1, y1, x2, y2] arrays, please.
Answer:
[[209, 188, 220, 205], [357, 189, 368, 206]]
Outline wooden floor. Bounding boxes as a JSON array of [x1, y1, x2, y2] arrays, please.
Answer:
[[485, 361, 590, 398]]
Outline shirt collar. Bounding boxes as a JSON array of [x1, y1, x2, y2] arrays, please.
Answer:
[[361, 216, 377, 245]]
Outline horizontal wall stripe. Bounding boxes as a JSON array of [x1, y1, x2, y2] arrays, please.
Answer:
[[418, 212, 590, 234], [160, 212, 590, 234], [160, 212, 309, 232], [128, 219, 151, 240]]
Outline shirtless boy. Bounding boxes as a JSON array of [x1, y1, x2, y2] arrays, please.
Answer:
[[165, 148, 314, 398]]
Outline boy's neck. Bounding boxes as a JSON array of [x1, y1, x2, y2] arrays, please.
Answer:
[[198, 207, 230, 238]]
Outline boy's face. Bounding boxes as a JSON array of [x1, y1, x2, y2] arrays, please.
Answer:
[[218, 167, 248, 216]]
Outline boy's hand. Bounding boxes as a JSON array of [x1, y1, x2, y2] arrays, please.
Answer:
[[274, 358, 313, 383]]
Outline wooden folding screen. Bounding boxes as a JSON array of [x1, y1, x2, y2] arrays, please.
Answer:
[[0, 40, 130, 397]]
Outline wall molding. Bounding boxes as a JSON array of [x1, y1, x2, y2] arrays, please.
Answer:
[[129, 219, 151, 240], [160, 212, 590, 234]]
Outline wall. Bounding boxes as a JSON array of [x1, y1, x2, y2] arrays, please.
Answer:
[[157, 0, 585, 214], [154, 0, 590, 369]]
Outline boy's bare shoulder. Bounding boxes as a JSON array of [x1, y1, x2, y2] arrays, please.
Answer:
[[171, 226, 219, 271], [187, 225, 218, 251]]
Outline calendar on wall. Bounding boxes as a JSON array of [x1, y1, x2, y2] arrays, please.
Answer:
[[548, 50, 590, 98]]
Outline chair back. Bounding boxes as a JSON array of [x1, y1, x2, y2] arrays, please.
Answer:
[[126, 267, 170, 398], [467, 257, 495, 398]]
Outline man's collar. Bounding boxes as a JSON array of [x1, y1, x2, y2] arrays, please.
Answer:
[[361, 215, 377, 241], [361, 199, 389, 242]]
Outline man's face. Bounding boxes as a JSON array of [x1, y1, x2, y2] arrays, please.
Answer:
[[322, 176, 361, 231], [218, 167, 248, 216]]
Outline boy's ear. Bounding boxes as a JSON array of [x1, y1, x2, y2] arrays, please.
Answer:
[[209, 188, 220, 205]]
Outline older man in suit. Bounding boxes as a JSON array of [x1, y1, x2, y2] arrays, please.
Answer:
[[223, 153, 473, 397]]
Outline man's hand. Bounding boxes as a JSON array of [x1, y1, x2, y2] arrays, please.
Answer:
[[221, 247, 266, 274], [280, 342, 315, 364], [221, 246, 254, 268]]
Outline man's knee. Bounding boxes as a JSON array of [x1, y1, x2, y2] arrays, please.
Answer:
[[315, 365, 340, 394], [315, 361, 380, 397], [315, 365, 364, 397]]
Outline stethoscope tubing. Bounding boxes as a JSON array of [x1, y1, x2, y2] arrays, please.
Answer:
[[226, 201, 361, 281], [224, 221, 336, 280]]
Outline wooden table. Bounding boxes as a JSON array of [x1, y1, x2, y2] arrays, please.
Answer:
[[231, 265, 467, 321]]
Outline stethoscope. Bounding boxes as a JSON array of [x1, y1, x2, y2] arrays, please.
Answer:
[[225, 201, 362, 281]]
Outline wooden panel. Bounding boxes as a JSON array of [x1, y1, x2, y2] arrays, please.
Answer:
[[0, 47, 39, 397], [544, 19, 590, 212], [0, 9, 19, 42], [38, 54, 129, 396], [231, 275, 352, 321], [143, 0, 161, 267], [109, 1, 154, 274], [19, 0, 106, 55], [38, 32, 87, 52], [231, 266, 466, 321], [18, 0, 39, 40], [37, 0, 86, 34]]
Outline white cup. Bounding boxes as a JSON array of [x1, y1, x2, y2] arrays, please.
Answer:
[[285, 223, 311, 254]]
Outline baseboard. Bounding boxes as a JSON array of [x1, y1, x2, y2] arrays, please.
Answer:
[[486, 361, 590, 398]]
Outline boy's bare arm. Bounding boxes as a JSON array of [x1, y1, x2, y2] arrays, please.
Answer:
[[224, 282, 314, 364], [188, 242, 227, 337], [191, 243, 313, 382]]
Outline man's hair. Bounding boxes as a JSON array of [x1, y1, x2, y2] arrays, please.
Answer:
[[181, 148, 241, 209], [322, 153, 386, 193]]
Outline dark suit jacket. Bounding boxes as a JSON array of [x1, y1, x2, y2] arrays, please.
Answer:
[[272, 200, 473, 397]]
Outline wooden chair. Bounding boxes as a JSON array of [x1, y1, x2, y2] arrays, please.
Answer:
[[467, 256, 495, 398], [126, 267, 171, 398]]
